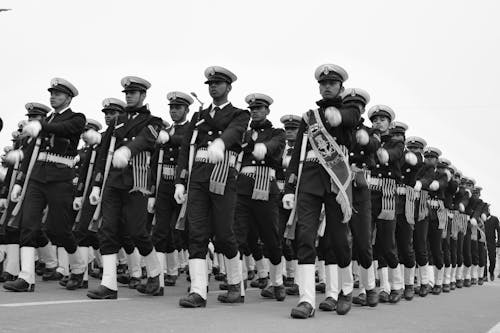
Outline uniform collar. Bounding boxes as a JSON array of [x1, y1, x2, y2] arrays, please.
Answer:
[[209, 101, 230, 110], [174, 119, 188, 126], [54, 106, 71, 115]]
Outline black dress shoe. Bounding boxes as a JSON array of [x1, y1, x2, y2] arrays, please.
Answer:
[[273, 285, 286, 301], [478, 278, 483, 285], [165, 274, 177, 286], [353, 293, 367, 306], [42, 268, 62, 281], [442, 284, 451, 293], [490, 273, 495, 281], [284, 277, 295, 288], [214, 272, 226, 281], [117, 273, 130, 285], [319, 297, 337, 311], [450, 282, 456, 290], [179, 292, 207, 308], [247, 270, 255, 281], [389, 289, 403, 303], [35, 261, 45, 276], [379, 290, 389, 302], [290, 302, 315, 319], [0, 272, 17, 283], [260, 285, 274, 299], [217, 283, 244, 303], [432, 285, 442, 295], [286, 283, 299, 295], [59, 275, 70, 287], [87, 285, 117, 299], [250, 277, 268, 289], [3, 278, 35, 292], [471, 278, 477, 285], [136, 275, 162, 296], [464, 279, 471, 287], [456, 280, 463, 288], [315, 282, 326, 293], [128, 277, 141, 289], [89, 267, 102, 279], [66, 273, 85, 290], [404, 285, 414, 300], [336, 291, 352, 315], [366, 288, 379, 307], [419, 284, 429, 297]]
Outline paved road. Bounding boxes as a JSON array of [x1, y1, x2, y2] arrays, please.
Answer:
[[1, 275, 499, 333]]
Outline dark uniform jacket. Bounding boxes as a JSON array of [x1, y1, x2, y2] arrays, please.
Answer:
[[400, 151, 424, 187], [370, 134, 404, 181], [237, 119, 285, 196], [16, 109, 86, 184], [92, 105, 162, 191], [175, 103, 250, 185], [285, 98, 360, 197], [349, 118, 380, 170]]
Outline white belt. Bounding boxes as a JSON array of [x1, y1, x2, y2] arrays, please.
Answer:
[[195, 149, 237, 167], [240, 166, 276, 179], [162, 165, 175, 179], [305, 150, 319, 162], [428, 199, 441, 209], [396, 186, 406, 195], [369, 177, 381, 187], [37, 152, 76, 167]]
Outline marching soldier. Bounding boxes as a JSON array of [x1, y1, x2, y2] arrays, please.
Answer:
[[368, 105, 405, 303], [341, 88, 380, 308], [234, 93, 286, 301], [87, 76, 162, 299], [4, 79, 87, 292], [283, 64, 359, 318], [484, 207, 499, 281], [150, 91, 193, 289], [174, 66, 250, 307]]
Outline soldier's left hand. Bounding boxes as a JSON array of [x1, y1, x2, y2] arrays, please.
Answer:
[[22, 120, 42, 138], [112, 146, 131, 168], [252, 143, 267, 160], [429, 180, 440, 191], [207, 138, 225, 163], [147, 197, 155, 213], [73, 197, 83, 210]]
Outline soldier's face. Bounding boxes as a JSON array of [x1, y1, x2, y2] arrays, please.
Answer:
[[208, 81, 231, 99], [125, 91, 146, 108], [407, 146, 423, 154], [319, 80, 342, 99], [424, 156, 438, 166], [50, 91, 71, 109], [169, 105, 189, 123], [28, 115, 44, 122], [104, 111, 120, 126], [250, 106, 269, 123], [371, 115, 390, 133], [285, 127, 299, 141]]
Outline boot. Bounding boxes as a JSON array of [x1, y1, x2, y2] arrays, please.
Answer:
[[336, 291, 352, 315], [379, 290, 390, 302], [315, 282, 326, 293], [179, 292, 206, 308], [35, 261, 45, 276], [284, 277, 295, 288], [353, 293, 367, 306], [217, 283, 244, 303], [477, 278, 483, 286], [260, 285, 274, 298], [0, 272, 17, 282], [250, 277, 268, 289], [464, 279, 471, 287], [165, 274, 177, 286], [404, 285, 414, 300], [319, 297, 337, 311], [366, 288, 379, 307], [66, 273, 85, 290], [87, 285, 117, 299], [389, 289, 403, 303], [450, 282, 456, 290], [3, 278, 35, 292], [273, 285, 286, 301], [128, 277, 141, 289], [286, 283, 299, 295], [137, 275, 163, 296], [432, 285, 442, 295], [456, 279, 463, 288], [442, 284, 451, 292], [59, 275, 70, 287], [290, 302, 315, 319]]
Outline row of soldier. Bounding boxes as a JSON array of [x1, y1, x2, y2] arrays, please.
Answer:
[[0, 64, 498, 320]]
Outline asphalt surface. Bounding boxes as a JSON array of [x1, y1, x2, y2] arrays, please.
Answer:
[[1, 274, 500, 333]]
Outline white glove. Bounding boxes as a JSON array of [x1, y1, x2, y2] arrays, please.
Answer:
[[73, 197, 83, 211], [377, 148, 389, 164], [465, 189, 472, 198], [414, 180, 422, 192], [10, 184, 22, 202], [355, 129, 369, 146], [0, 198, 7, 210], [0, 167, 6, 182], [252, 143, 267, 160], [405, 152, 418, 166], [3, 146, 13, 153], [147, 197, 155, 214], [324, 107, 342, 127], [459, 203, 465, 212], [444, 169, 452, 182], [470, 218, 478, 227], [207, 138, 225, 164], [481, 213, 487, 222], [5, 149, 24, 166], [22, 120, 42, 138], [112, 146, 131, 168], [156, 130, 170, 144], [174, 184, 186, 204], [282, 193, 295, 210], [82, 129, 102, 146], [429, 180, 440, 191], [89, 186, 101, 205]]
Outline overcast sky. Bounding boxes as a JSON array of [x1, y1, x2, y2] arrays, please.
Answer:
[[1, 0, 498, 212]]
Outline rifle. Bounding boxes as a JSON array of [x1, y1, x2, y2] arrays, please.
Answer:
[[8, 137, 42, 227], [151, 147, 164, 227], [0, 160, 19, 229], [283, 133, 308, 240], [72, 147, 97, 231], [88, 130, 117, 232]]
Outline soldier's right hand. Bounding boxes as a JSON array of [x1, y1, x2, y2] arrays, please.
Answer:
[[10, 184, 22, 202], [0, 198, 7, 209], [174, 184, 186, 204], [89, 186, 101, 205], [156, 130, 170, 144], [73, 197, 83, 210], [282, 193, 295, 210], [414, 180, 422, 192]]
